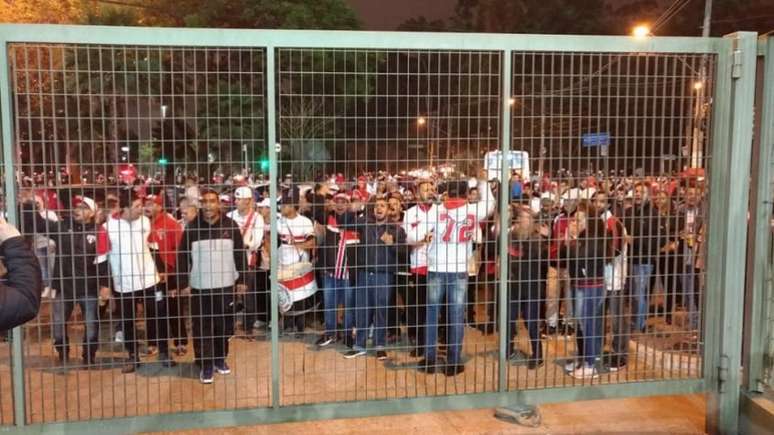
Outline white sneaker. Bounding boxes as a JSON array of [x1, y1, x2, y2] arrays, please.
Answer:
[[564, 360, 579, 373], [571, 363, 599, 379]]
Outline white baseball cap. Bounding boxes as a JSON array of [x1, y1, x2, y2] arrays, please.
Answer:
[[234, 186, 253, 199], [257, 198, 271, 208]]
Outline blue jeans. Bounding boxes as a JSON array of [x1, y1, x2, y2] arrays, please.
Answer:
[[680, 266, 699, 330], [426, 272, 467, 366], [323, 274, 354, 337], [630, 263, 654, 332], [354, 271, 394, 350], [574, 285, 606, 366], [53, 294, 100, 360]]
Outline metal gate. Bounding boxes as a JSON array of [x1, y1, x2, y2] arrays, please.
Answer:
[[0, 24, 759, 434]]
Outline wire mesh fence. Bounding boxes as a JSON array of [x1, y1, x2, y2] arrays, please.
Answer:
[[0, 32, 720, 426]]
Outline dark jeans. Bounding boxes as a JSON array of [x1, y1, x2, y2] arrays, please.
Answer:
[[606, 289, 630, 361], [163, 282, 188, 347], [241, 268, 269, 331], [426, 272, 467, 365], [507, 285, 542, 360], [191, 286, 235, 369], [323, 274, 354, 337], [405, 273, 427, 348], [52, 292, 99, 361], [116, 285, 170, 357], [354, 271, 394, 350], [255, 269, 270, 324]]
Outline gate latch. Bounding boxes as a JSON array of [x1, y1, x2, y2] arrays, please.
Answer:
[[275, 143, 282, 153], [717, 354, 730, 393], [731, 48, 743, 78]]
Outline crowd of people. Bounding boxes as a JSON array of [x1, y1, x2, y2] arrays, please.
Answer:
[[9, 164, 707, 384]]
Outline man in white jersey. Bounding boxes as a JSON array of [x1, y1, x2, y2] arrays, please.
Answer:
[[419, 178, 495, 375], [227, 186, 265, 336]]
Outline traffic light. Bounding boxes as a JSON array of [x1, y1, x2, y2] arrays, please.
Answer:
[[158, 157, 169, 166], [260, 158, 269, 171]]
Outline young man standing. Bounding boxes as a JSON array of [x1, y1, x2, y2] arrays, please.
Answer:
[[421, 177, 494, 376], [226, 186, 265, 337], [97, 189, 175, 373], [402, 179, 436, 357], [144, 193, 185, 355], [177, 188, 246, 384]]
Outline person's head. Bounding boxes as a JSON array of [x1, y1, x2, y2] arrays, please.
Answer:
[[332, 193, 350, 215], [512, 205, 535, 237], [143, 194, 164, 219], [256, 198, 271, 220], [540, 197, 554, 213], [416, 180, 435, 204], [357, 176, 367, 190], [571, 209, 588, 235], [592, 191, 608, 214], [633, 182, 648, 205], [234, 186, 254, 214], [314, 182, 330, 197], [280, 187, 300, 218], [200, 188, 222, 222], [654, 190, 671, 211], [178, 197, 199, 224], [442, 179, 469, 200], [371, 195, 389, 222], [118, 188, 144, 222], [468, 187, 480, 203], [387, 196, 402, 222], [72, 196, 97, 224], [682, 180, 701, 207]]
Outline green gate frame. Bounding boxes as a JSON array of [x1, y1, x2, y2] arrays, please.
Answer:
[[0, 24, 760, 434]]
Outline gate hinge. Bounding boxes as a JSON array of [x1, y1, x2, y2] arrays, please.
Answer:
[[717, 354, 730, 393], [274, 143, 282, 153]]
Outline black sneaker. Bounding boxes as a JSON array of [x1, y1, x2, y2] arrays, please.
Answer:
[[444, 363, 465, 376], [122, 356, 139, 374], [376, 350, 388, 361], [215, 359, 231, 375], [528, 359, 544, 370], [344, 349, 366, 359], [417, 358, 440, 374], [316, 335, 334, 348], [343, 335, 354, 349], [199, 366, 214, 384], [605, 356, 627, 372]]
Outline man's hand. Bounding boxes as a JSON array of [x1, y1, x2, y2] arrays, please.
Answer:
[[423, 230, 434, 244], [380, 232, 394, 245], [180, 287, 192, 297], [236, 284, 248, 294], [99, 286, 111, 302], [168, 288, 178, 298]]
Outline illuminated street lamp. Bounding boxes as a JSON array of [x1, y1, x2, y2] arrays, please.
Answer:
[[632, 25, 651, 39], [693, 81, 704, 91], [417, 116, 426, 126]]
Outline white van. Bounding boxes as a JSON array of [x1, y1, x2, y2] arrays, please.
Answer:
[[484, 150, 530, 181]]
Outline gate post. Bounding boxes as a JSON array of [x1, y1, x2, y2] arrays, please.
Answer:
[[497, 50, 513, 392], [704, 31, 757, 434], [0, 38, 26, 428], [266, 45, 281, 408], [743, 35, 773, 396]]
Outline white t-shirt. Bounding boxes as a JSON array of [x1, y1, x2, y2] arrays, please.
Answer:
[[277, 214, 314, 267], [97, 215, 159, 293]]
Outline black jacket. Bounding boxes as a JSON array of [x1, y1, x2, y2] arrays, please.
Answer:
[[22, 206, 108, 297], [620, 202, 661, 262], [508, 233, 548, 300], [0, 236, 42, 330], [348, 216, 407, 274], [558, 220, 610, 284]]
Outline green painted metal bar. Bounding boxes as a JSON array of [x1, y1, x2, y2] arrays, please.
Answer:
[[497, 50, 512, 392], [704, 32, 758, 435], [266, 46, 280, 409], [703, 37, 733, 434], [0, 39, 27, 427], [5, 379, 704, 435], [743, 35, 774, 394], [0, 24, 724, 54]]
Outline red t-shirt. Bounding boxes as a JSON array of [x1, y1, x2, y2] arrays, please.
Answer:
[[148, 212, 183, 271]]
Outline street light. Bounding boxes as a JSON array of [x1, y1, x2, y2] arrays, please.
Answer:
[[632, 24, 652, 39], [417, 116, 426, 126], [693, 81, 704, 91]]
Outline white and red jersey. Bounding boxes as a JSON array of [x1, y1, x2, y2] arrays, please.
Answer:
[[326, 214, 360, 280], [227, 208, 265, 253], [277, 214, 315, 267], [427, 182, 495, 273], [96, 214, 159, 293], [402, 202, 437, 275]]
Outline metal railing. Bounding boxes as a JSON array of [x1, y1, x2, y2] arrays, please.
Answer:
[[0, 24, 761, 434]]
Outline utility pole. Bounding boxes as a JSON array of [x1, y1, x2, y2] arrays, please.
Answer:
[[691, 0, 712, 168]]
